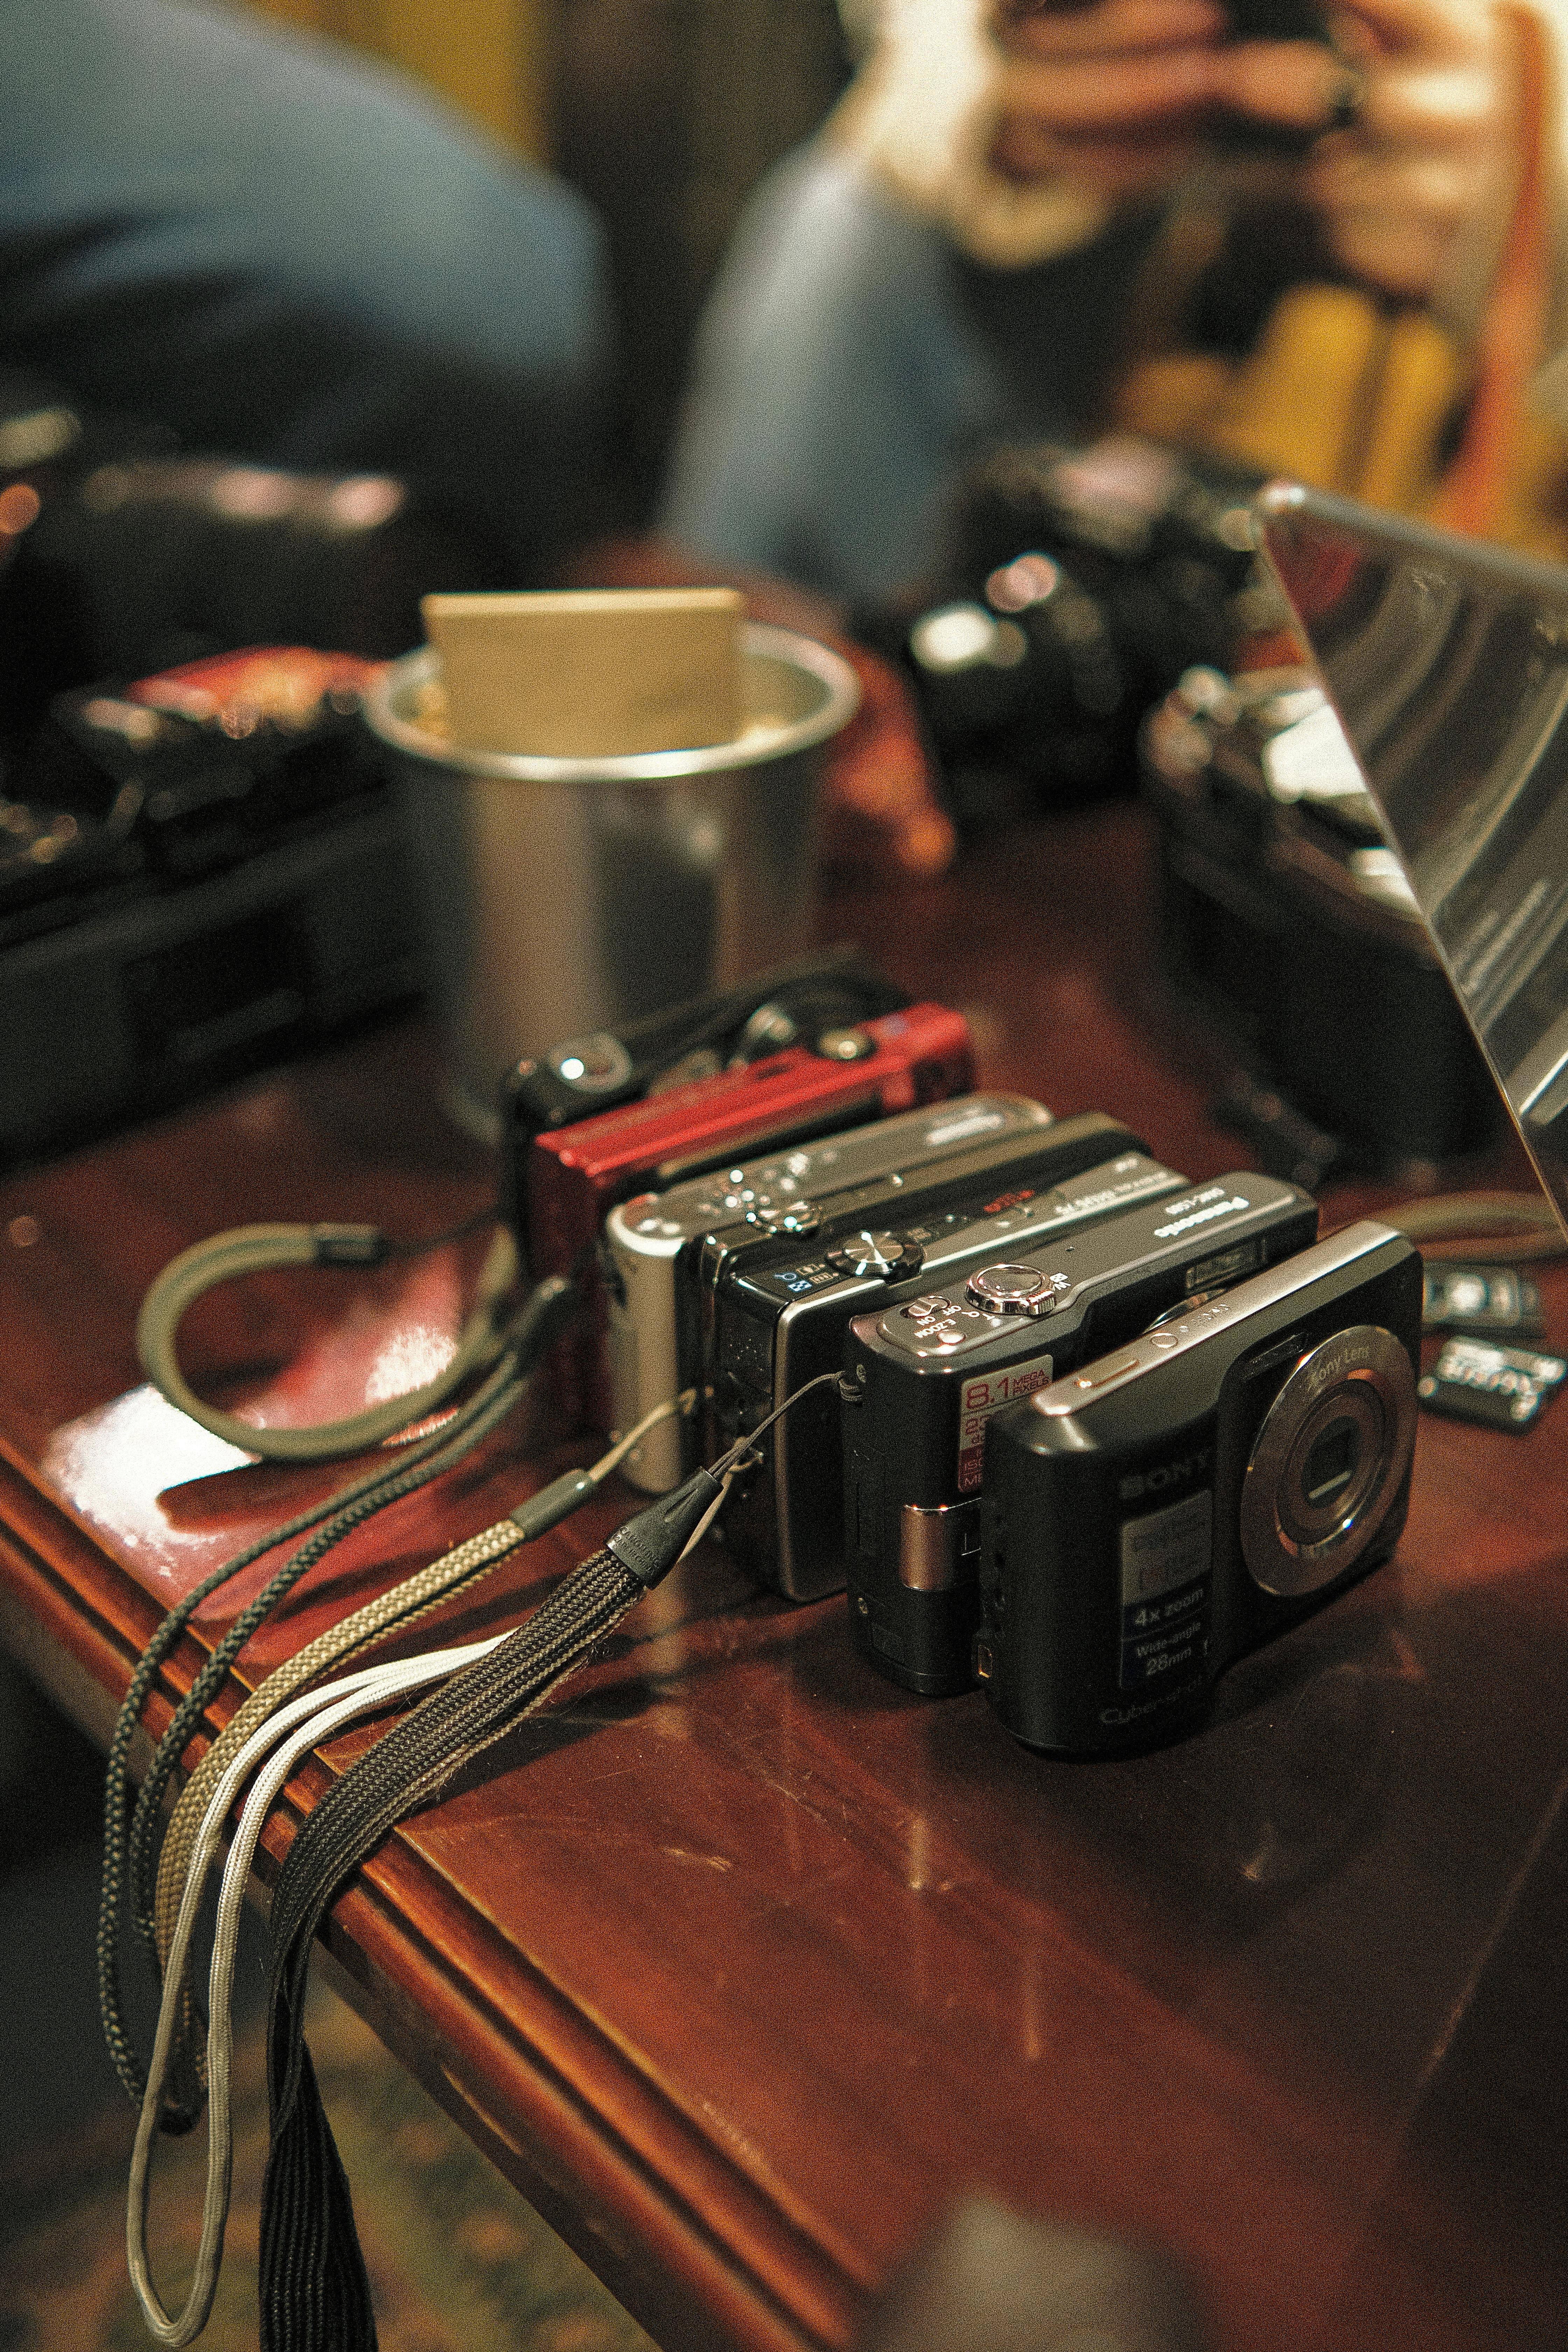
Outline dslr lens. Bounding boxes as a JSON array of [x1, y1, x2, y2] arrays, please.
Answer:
[[1240, 1324, 1417, 1597]]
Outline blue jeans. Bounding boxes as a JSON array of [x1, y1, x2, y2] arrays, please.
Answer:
[[0, 0, 611, 570], [661, 140, 1163, 604]]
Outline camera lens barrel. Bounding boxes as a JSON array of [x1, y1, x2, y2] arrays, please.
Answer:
[[1239, 1324, 1417, 1596]]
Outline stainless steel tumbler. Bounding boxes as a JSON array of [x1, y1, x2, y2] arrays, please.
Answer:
[[365, 624, 859, 1134]]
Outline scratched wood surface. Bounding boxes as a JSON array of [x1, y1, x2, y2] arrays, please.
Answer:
[[2, 802, 1566, 2352]]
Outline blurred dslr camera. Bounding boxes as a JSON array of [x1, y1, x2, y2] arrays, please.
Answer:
[[870, 435, 1268, 828], [974, 1222, 1422, 1755], [0, 369, 508, 730]]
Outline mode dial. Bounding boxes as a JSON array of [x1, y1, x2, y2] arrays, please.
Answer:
[[824, 1230, 924, 1280]]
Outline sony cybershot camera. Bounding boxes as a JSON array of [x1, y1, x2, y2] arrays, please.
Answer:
[[704, 1108, 1153, 1602], [975, 1221, 1422, 1755], [498, 948, 910, 1249], [603, 1092, 1057, 1494], [843, 1168, 1319, 1696], [521, 998, 975, 1430]]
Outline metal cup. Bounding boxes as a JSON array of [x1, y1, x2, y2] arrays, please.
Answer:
[[365, 623, 859, 1134]]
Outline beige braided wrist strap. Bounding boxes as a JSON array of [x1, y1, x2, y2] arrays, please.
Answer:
[[150, 1517, 528, 2108], [147, 1391, 695, 2116], [154, 1519, 528, 1967]]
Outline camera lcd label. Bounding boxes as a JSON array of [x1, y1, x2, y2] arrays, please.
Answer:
[[1118, 1489, 1212, 1691], [957, 1349, 1055, 1492]]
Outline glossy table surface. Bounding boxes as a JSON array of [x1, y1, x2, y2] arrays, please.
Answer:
[[2, 802, 1566, 2352]]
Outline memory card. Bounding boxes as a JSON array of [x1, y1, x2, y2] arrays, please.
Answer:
[[1421, 1261, 1545, 1339], [1418, 1335, 1567, 1430]]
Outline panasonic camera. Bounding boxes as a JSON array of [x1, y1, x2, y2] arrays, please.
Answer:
[[519, 998, 975, 1431], [603, 1092, 1058, 1494], [974, 1221, 1422, 1755], [843, 1168, 1319, 1696], [704, 1110, 1154, 1601]]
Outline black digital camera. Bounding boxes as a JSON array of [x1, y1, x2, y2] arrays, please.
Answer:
[[974, 1222, 1422, 1755], [704, 1111, 1152, 1600], [843, 1169, 1318, 1696]]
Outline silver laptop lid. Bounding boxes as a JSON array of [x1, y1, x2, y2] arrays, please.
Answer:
[[1256, 480, 1568, 1240]]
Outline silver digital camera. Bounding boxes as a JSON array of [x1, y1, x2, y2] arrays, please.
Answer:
[[602, 1093, 1057, 1492]]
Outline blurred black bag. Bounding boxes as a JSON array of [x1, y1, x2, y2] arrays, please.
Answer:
[[0, 370, 509, 729]]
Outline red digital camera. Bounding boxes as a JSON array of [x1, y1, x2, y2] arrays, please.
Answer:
[[526, 1000, 975, 1428]]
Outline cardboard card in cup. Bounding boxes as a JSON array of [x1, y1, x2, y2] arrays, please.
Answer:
[[420, 586, 744, 758]]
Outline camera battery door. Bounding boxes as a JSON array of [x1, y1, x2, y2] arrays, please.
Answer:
[[603, 1091, 1057, 1495], [711, 1112, 1154, 1602], [975, 1223, 1422, 1756], [845, 1170, 1318, 1698]]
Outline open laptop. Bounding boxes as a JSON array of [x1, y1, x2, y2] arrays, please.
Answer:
[[1256, 482, 1568, 1242]]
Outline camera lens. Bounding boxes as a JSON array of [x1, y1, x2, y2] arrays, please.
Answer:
[[1300, 1415, 1360, 1509], [1240, 1324, 1417, 1597]]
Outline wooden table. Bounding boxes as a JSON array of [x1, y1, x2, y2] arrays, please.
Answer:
[[2, 802, 1566, 2352]]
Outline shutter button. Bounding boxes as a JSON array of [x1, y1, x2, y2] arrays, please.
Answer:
[[967, 1264, 1070, 1316], [814, 1026, 874, 1063]]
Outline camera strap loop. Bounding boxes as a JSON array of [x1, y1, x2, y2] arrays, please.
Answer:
[[136, 1220, 520, 1463]]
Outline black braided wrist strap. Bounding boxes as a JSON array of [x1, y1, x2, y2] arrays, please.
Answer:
[[259, 1547, 643, 2352], [128, 1358, 528, 1931], [98, 1346, 527, 2118], [99, 1270, 578, 2121]]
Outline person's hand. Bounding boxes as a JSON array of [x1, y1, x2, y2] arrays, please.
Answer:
[[990, 0, 1513, 304], [1218, 0, 1513, 299], [988, 0, 1234, 201]]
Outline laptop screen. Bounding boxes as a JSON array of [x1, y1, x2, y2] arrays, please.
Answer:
[[1256, 481, 1568, 1240]]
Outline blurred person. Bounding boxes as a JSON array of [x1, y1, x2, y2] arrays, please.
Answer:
[[0, 0, 612, 574], [662, 0, 1561, 600], [0, 0, 957, 875]]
